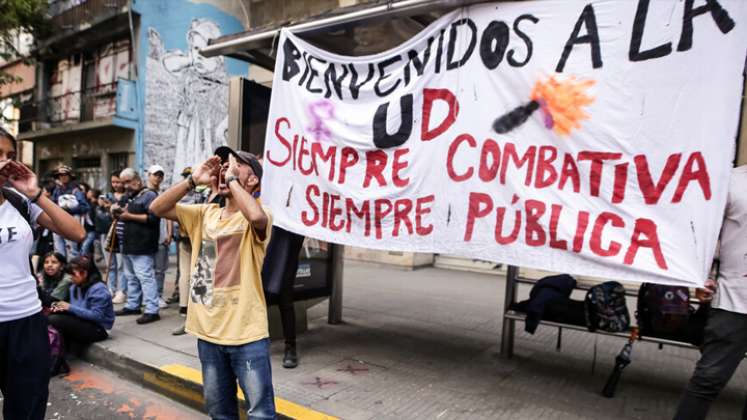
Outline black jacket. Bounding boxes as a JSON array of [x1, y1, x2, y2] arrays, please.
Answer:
[[512, 274, 577, 334], [121, 188, 159, 255]]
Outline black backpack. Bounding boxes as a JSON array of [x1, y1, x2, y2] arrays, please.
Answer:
[[2, 187, 32, 227], [2, 187, 35, 272], [585, 281, 630, 332], [636, 283, 691, 340]]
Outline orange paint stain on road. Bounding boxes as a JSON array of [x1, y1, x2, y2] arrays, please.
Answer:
[[63, 368, 116, 394]]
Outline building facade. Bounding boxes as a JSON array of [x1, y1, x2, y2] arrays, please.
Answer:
[[17, 0, 249, 189], [0, 30, 36, 165]]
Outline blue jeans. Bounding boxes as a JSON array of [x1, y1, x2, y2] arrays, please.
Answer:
[[105, 244, 125, 294], [198, 338, 276, 420], [53, 232, 79, 258], [122, 254, 159, 314], [80, 231, 97, 257]]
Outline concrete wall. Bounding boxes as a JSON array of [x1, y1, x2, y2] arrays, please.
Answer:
[[345, 246, 434, 269], [0, 61, 35, 98], [132, 0, 250, 186]]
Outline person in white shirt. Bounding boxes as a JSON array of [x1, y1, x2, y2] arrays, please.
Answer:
[[675, 165, 747, 420], [0, 128, 85, 420]]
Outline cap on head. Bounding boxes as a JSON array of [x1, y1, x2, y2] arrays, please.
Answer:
[[53, 165, 74, 178], [213, 146, 262, 182], [147, 164, 165, 176]]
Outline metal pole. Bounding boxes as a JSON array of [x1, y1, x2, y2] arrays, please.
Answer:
[[327, 244, 344, 324], [500, 265, 519, 358]]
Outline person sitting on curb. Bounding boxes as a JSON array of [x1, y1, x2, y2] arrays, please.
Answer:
[[37, 251, 71, 307], [48, 256, 114, 346], [150, 147, 276, 419]]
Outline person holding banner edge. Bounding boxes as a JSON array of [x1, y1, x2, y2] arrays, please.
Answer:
[[149, 147, 276, 419], [674, 165, 747, 420]]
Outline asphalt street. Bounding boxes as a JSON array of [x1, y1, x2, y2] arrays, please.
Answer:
[[1, 360, 206, 420]]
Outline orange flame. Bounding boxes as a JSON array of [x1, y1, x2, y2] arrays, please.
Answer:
[[530, 76, 595, 136]]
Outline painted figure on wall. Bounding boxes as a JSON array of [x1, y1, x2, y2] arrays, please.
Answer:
[[145, 19, 230, 185]]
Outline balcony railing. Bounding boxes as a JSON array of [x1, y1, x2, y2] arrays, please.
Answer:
[[48, 0, 129, 30], [19, 79, 135, 132]]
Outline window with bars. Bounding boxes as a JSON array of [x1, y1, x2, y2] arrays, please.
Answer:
[[109, 152, 129, 174]]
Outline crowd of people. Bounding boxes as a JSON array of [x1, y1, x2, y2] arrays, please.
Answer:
[[0, 126, 303, 419]]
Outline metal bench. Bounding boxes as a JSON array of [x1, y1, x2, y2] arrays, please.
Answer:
[[500, 266, 702, 358]]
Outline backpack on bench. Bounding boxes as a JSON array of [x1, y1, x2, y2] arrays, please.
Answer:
[[636, 283, 691, 340], [585, 281, 630, 333]]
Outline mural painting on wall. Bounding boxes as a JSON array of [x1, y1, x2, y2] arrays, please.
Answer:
[[145, 18, 230, 185]]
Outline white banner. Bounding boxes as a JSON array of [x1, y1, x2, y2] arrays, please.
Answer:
[[262, 1, 747, 287]]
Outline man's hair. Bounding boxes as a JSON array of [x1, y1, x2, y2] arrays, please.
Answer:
[[0, 126, 18, 160], [111, 169, 123, 178], [119, 167, 141, 181]]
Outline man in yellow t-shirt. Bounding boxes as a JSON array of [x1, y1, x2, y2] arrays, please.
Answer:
[[150, 146, 275, 419]]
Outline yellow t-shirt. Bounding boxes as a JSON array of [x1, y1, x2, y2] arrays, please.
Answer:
[[176, 203, 272, 345]]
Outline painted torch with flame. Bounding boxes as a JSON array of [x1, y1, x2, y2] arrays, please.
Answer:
[[492, 76, 595, 136]]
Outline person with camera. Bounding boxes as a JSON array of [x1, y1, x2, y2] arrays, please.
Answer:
[[100, 170, 127, 302], [674, 165, 747, 420], [50, 165, 90, 258], [0, 128, 85, 420], [112, 168, 161, 325]]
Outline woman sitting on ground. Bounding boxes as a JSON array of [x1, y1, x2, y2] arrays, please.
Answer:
[[48, 256, 115, 345], [37, 252, 71, 307]]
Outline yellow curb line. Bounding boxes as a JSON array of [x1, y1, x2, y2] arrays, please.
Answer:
[[158, 363, 339, 420]]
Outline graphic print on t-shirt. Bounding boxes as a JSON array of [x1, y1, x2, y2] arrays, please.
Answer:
[[191, 240, 216, 305], [214, 234, 242, 288], [190, 232, 243, 307]]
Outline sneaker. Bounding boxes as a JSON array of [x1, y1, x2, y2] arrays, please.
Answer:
[[179, 306, 187, 317], [166, 294, 179, 305], [112, 291, 127, 304], [115, 307, 142, 316], [136, 313, 161, 324], [282, 343, 298, 369], [158, 298, 168, 309], [172, 324, 186, 336]]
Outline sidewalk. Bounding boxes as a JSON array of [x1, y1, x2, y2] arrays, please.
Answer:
[[87, 261, 747, 420]]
